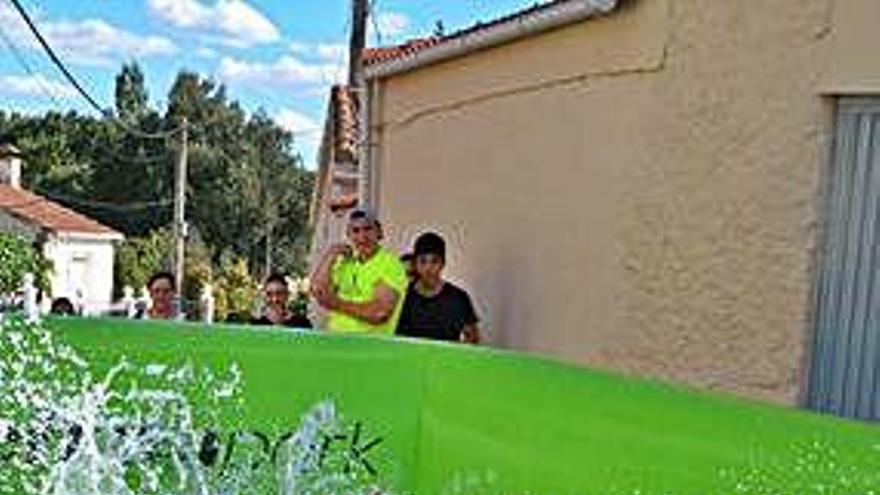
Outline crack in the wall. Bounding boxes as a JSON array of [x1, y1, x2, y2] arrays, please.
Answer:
[[814, 0, 836, 40], [379, 0, 673, 133], [382, 60, 667, 133]]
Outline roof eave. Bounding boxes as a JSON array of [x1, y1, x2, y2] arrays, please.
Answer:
[[53, 230, 125, 242], [1, 206, 124, 242], [364, 0, 619, 80]]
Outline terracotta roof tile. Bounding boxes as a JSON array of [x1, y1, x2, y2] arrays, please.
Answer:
[[329, 193, 358, 212], [363, 37, 443, 66], [0, 185, 123, 238], [362, 0, 576, 67], [331, 85, 359, 164]]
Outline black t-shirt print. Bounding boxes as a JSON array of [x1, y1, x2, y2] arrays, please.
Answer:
[[397, 282, 478, 341]]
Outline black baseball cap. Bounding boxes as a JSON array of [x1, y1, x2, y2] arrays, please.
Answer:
[[413, 232, 446, 261]]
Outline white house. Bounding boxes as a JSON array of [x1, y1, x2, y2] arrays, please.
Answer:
[[0, 143, 124, 314]]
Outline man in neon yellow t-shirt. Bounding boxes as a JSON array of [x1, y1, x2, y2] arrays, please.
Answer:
[[310, 209, 408, 334]]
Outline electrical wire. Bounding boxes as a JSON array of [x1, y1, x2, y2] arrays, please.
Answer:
[[2, 23, 218, 167], [183, 99, 325, 139], [1, 187, 171, 212], [335, 7, 353, 84], [368, 0, 384, 46], [34, 188, 173, 212], [0, 21, 66, 105], [5, 0, 185, 141], [86, 145, 174, 165]]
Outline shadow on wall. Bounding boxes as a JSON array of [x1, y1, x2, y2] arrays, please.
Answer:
[[481, 246, 519, 350]]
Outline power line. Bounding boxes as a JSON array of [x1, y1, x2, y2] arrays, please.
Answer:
[[89, 145, 174, 165], [6, 0, 104, 111], [5, 0, 184, 141], [3, 0, 313, 173], [35, 188, 173, 212], [348, 0, 369, 87], [0, 25, 59, 105], [182, 101, 325, 139], [3, 185, 172, 212], [2, 22, 207, 156], [10, 135, 174, 166], [0, 31, 175, 166], [368, 0, 384, 46], [331, 13, 353, 85]]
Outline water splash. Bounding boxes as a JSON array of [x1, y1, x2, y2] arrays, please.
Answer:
[[718, 437, 880, 495], [0, 315, 391, 495]]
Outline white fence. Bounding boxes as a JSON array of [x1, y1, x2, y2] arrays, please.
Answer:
[[1, 275, 216, 324]]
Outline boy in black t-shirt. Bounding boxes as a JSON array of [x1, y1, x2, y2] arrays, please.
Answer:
[[396, 232, 480, 343]]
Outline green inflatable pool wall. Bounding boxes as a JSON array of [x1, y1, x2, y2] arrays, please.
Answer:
[[51, 317, 880, 494]]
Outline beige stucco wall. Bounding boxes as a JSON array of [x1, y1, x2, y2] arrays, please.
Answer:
[[371, 0, 855, 404], [823, 0, 880, 94]]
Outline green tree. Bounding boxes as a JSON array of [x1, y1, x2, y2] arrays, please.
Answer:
[[90, 63, 174, 235], [3, 65, 316, 300], [244, 110, 310, 277], [182, 232, 214, 320], [114, 227, 213, 312], [114, 227, 172, 295], [10, 111, 89, 196], [164, 72, 315, 277], [0, 233, 52, 295], [115, 62, 149, 122]]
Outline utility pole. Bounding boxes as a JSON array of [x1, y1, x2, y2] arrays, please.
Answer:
[[348, 0, 369, 88], [264, 226, 272, 278], [173, 118, 188, 299]]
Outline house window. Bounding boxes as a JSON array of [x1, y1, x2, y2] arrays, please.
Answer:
[[808, 98, 880, 419]]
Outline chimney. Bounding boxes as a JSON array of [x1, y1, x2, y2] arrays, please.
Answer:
[[0, 143, 22, 189]]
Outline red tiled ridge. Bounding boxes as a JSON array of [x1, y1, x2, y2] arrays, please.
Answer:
[[363, 0, 573, 67], [363, 37, 442, 66], [329, 193, 358, 212], [332, 86, 359, 164]]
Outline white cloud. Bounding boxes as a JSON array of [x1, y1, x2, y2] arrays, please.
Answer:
[[0, 4, 19, 27], [218, 55, 342, 88], [276, 108, 319, 134], [44, 19, 177, 66], [371, 12, 410, 40], [0, 3, 177, 67], [146, 0, 211, 28], [0, 74, 78, 99], [290, 42, 347, 62], [195, 46, 219, 59], [221, 41, 352, 91], [276, 108, 321, 168], [147, 0, 280, 47]]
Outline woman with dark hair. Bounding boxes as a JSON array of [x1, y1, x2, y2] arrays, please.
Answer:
[[138, 271, 178, 320], [50, 297, 76, 316], [251, 273, 311, 328]]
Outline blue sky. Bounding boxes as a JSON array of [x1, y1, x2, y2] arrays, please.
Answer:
[[0, 0, 545, 168]]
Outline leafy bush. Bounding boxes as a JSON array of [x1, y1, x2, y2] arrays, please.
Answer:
[[213, 256, 259, 322], [113, 227, 172, 295], [0, 232, 52, 295]]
